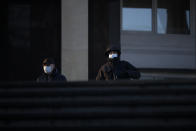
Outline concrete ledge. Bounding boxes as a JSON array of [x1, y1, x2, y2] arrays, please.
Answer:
[[0, 79, 196, 88]]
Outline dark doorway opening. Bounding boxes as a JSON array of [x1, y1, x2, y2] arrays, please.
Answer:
[[88, 0, 120, 80], [0, 0, 61, 82]]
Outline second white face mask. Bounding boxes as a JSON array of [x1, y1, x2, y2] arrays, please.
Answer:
[[109, 53, 118, 59], [43, 66, 52, 74]]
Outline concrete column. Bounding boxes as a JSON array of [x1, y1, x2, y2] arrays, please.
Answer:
[[61, 0, 88, 81]]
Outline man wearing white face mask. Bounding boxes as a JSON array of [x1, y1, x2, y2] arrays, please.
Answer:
[[96, 46, 140, 80], [36, 58, 67, 82]]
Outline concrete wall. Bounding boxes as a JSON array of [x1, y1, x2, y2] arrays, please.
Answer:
[[121, 32, 196, 69], [61, 0, 88, 81]]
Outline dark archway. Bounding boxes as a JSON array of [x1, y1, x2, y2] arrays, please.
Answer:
[[0, 0, 61, 82]]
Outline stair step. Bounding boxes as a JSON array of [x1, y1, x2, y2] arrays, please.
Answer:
[[1, 118, 196, 129], [1, 106, 196, 119], [1, 87, 196, 97], [0, 95, 196, 107]]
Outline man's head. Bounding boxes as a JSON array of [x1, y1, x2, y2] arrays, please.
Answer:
[[42, 58, 55, 74], [108, 50, 119, 59], [105, 46, 121, 61]]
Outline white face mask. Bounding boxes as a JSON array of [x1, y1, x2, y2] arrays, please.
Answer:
[[43, 66, 53, 74], [109, 53, 118, 59]]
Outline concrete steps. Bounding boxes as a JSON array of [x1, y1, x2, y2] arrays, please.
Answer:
[[0, 80, 196, 130]]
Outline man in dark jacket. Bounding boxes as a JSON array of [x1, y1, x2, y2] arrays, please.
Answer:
[[96, 46, 140, 80], [37, 58, 67, 82]]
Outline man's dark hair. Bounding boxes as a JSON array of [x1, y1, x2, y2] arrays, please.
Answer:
[[105, 46, 121, 57], [42, 58, 55, 66]]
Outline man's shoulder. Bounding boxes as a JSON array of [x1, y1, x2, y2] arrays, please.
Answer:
[[120, 60, 137, 69], [60, 74, 66, 79], [120, 60, 130, 64], [56, 73, 67, 81], [120, 60, 134, 65]]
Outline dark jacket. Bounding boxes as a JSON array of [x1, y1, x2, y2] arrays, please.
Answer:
[[37, 69, 67, 82], [96, 60, 140, 80]]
